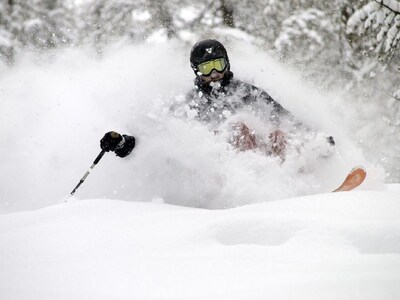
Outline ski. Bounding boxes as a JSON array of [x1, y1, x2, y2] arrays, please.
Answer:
[[333, 166, 366, 192]]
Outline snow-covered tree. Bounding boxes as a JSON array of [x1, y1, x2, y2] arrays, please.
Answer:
[[258, 1, 357, 89], [274, 9, 335, 60], [78, 0, 192, 54], [347, 0, 400, 55], [78, 0, 137, 54], [345, 0, 400, 106], [0, 1, 15, 64], [19, 0, 75, 49], [0, 0, 76, 64], [344, 0, 400, 182]]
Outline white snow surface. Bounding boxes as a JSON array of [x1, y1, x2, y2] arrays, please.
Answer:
[[1, 191, 400, 299]]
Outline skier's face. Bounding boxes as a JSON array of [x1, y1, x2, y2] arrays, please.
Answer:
[[201, 69, 226, 84], [196, 58, 227, 84]]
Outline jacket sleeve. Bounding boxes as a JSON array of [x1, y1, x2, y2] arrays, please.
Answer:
[[246, 84, 297, 127], [248, 85, 335, 146], [259, 90, 291, 126]]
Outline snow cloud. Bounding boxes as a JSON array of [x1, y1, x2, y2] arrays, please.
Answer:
[[0, 40, 384, 213]]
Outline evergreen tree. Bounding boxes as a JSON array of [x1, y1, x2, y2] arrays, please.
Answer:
[[0, 1, 15, 64], [0, 0, 75, 64]]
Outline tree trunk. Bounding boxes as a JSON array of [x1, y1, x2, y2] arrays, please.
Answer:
[[220, 0, 235, 27]]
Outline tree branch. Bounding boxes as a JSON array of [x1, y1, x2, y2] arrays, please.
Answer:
[[375, 0, 400, 14]]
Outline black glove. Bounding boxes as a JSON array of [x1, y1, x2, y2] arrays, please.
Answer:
[[100, 131, 123, 152], [115, 135, 135, 158], [327, 136, 335, 146], [100, 131, 136, 158]]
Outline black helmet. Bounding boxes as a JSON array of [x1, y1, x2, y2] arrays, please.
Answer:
[[190, 39, 230, 74]]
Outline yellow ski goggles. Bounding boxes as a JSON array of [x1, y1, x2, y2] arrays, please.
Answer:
[[197, 58, 227, 76]]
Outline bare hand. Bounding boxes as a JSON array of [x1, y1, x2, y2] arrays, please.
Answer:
[[267, 129, 287, 162], [231, 123, 257, 151]]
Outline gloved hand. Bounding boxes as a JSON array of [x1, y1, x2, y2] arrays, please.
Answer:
[[100, 131, 123, 152], [327, 136, 335, 146]]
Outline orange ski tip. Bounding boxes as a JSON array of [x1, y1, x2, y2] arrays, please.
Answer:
[[333, 166, 367, 192], [351, 165, 366, 172]]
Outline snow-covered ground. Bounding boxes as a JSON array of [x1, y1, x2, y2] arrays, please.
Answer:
[[1, 190, 400, 300], [0, 39, 398, 298]]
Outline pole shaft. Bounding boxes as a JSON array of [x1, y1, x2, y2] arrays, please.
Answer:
[[70, 150, 106, 196]]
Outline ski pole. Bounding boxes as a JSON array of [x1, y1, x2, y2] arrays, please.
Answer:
[[70, 150, 106, 196]]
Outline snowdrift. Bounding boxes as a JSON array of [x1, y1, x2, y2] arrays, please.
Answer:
[[1, 189, 400, 300]]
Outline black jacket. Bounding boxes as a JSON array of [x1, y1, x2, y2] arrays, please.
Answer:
[[179, 71, 295, 128], [172, 71, 335, 146]]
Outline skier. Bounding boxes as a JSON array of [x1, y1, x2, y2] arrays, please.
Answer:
[[100, 39, 334, 160], [172, 38, 300, 159]]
